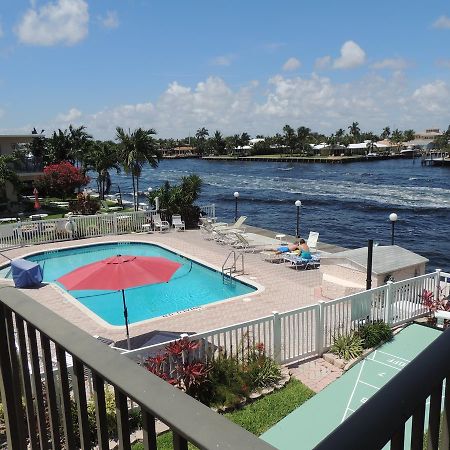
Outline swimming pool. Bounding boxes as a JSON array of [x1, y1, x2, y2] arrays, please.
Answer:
[[0, 242, 256, 325]]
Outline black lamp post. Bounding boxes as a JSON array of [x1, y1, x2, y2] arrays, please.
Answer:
[[295, 200, 301, 238], [234, 191, 239, 222], [389, 213, 398, 245]]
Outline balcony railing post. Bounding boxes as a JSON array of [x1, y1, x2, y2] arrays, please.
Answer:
[[317, 301, 326, 355], [272, 311, 282, 364], [435, 268, 442, 302], [0, 304, 25, 449], [384, 281, 394, 325]]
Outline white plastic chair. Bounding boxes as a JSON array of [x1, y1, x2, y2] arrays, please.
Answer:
[[153, 214, 170, 232], [172, 215, 185, 231]]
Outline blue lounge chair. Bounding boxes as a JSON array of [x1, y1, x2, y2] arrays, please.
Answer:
[[283, 253, 321, 270]]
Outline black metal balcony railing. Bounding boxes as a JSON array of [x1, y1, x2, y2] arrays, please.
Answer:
[[315, 327, 450, 450], [11, 158, 44, 173], [0, 286, 275, 450]]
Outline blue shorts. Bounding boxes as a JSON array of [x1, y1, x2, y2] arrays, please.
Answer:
[[277, 246, 289, 253]]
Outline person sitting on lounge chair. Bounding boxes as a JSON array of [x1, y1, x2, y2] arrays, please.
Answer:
[[298, 239, 312, 260]]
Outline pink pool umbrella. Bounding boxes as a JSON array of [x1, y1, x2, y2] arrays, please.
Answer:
[[57, 255, 181, 349]]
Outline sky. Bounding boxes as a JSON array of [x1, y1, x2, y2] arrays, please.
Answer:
[[0, 0, 450, 139]]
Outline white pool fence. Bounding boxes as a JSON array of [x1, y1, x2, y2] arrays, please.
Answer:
[[121, 270, 450, 367], [0, 204, 216, 249]]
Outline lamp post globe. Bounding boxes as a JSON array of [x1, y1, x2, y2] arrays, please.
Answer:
[[295, 200, 302, 238], [233, 192, 239, 222], [147, 187, 152, 193], [389, 213, 398, 246]]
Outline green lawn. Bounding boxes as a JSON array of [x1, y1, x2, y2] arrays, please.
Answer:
[[131, 379, 314, 449]]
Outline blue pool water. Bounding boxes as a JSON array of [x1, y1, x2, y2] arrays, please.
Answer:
[[0, 242, 256, 325]]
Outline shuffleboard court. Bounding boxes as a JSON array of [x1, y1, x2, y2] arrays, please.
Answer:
[[261, 324, 442, 450]]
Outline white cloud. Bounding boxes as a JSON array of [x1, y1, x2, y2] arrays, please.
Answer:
[[99, 10, 119, 29], [412, 80, 450, 113], [56, 107, 82, 122], [433, 15, 450, 29], [314, 55, 331, 70], [371, 58, 409, 70], [37, 75, 450, 140], [333, 40, 366, 69], [211, 55, 234, 66], [282, 57, 301, 71], [16, 0, 89, 46]]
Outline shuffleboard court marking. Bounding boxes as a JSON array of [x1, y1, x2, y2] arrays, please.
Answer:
[[359, 380, 380, 390], [377, 350, 410, 362], [342, 359, 366, 423]]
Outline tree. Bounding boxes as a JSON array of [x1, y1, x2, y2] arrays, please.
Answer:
[[30, 128, 46, 166], [348, 122, 361, 143], [45, 129, 72, 165], [391, 129, 404, 151], [297, 126, 311, 152], [195, 128, 209, 156], [283, 124, 296, 155], [210, 130, 226, 155], [68, 125, 93, 169], [116, 127, 161, 210], [35, 162, 90, 198], [403, 129, 415, 142], [335, 128, 345, 141], [381, 126, 391, 140], [0, 155, 20, 201], [84, 141, 121, 199], [148, 175, 203, 228]]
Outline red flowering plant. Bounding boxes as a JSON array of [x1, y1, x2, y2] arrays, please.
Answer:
[[35, 161, 90, 199], [144, 337, 211, 400], [420, 287, 450, 322]]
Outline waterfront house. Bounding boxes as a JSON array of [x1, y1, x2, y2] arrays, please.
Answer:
[[0, 134, 44, 207]]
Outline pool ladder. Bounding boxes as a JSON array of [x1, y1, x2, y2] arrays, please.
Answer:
[[222, 251, 244, 284]]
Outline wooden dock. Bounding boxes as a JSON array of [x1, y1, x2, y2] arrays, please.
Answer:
[[202, 155, 403, 164]]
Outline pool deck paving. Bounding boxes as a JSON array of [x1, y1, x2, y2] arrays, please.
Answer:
[[0, 229, 328, 343]]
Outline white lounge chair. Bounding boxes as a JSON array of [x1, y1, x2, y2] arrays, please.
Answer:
[[172, 215, 185, 231], [306, 231, 319, 253], [153, 214, 170, 232], [232, 233, 267, 252], [212, 216, 247, 232]]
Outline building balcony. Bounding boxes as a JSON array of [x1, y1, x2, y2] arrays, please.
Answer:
[[0, 286, 274, 449]]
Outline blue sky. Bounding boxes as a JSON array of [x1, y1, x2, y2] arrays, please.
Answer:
[[1, 0, 450, 138]]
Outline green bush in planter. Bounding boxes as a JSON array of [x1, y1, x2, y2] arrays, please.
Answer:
[[357, 321, 393, 349], [330, 332, 364, 361]]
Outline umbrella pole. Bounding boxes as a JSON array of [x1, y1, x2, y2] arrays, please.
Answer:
[[121, 290, 131, 350]]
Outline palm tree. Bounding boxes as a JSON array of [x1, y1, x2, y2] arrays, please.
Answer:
[[335, 128, 345, 141], [195, 127, 209, 156], [283, 124, 296, 155], [46, 129, 72, 164], [116, 127, 161, 211], [381, 126, 391, 140], [391, 129, 404, 152], [85, 141, 121, 199], [403, 129, 415, 142], [69, 125, 92, 169], [211, 131, 226, 155], [348, 122, 361, 143], [297, 126, 311, 152]]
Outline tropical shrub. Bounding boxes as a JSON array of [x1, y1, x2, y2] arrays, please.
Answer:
[[145, 336, 282, 409], [357, 321, 393, 349], [148, 175, 203, 228], [68, 193, 100, 215], [330, 332, 364, 361], [35, 161, 90, 198]]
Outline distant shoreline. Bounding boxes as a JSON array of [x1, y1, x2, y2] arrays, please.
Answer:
[[199, 154, 406, 164]]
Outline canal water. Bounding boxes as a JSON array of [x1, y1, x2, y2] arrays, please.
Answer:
[[104, 158, 450, 271]]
